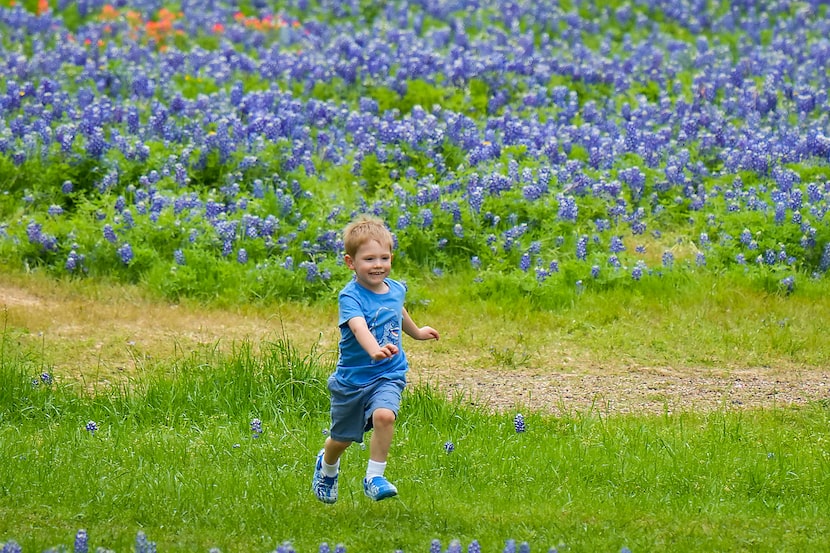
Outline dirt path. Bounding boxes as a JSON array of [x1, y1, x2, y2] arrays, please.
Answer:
[[2, 279, 828, 415]]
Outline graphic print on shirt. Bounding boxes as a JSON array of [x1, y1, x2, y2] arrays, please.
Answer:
[[369, 306, 400, 348]]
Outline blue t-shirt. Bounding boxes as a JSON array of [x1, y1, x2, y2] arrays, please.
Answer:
[[335, 277, 408, 387]]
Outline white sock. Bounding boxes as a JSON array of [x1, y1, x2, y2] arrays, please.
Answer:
[[322, 457, 339, 477], [366, 459, 386, 479]]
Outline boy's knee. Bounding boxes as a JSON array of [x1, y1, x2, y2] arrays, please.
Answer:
[[372, 408, 396, 427]]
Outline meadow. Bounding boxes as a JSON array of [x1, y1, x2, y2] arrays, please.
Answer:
[[1, 0, 830, 551]]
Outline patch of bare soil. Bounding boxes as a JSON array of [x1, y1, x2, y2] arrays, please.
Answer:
[[2, 280, 828, 414]]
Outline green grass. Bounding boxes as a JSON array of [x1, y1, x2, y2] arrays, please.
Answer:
[[1, 329, 829, 553]]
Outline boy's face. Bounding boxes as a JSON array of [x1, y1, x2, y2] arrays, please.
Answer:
[[345, 239, 393, 292]]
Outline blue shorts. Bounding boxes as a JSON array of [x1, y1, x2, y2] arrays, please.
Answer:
[[327, 375, 405, 443]]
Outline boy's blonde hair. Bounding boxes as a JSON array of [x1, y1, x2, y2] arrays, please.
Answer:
[[343, 215, 394, 257]]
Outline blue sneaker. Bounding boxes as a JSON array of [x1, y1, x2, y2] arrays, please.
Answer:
[[363, 475, 398, 501], [312, 449, 338, 504]]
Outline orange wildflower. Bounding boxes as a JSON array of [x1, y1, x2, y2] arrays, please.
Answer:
[[212, 22, 225, 33], [99, 4, 119, 21], [36, 0, 49, 15]]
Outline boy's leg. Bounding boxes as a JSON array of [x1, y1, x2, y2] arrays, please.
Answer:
[[364, 407, 399, 501], [324, 436, 351, 465], [368, 407, 396, 463], [313, 438, 351, 505]]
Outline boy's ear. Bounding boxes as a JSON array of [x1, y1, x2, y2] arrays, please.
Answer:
[[344, 254, 355, 269]]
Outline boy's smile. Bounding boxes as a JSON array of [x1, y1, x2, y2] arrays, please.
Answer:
[[345, 239, 393, 293]]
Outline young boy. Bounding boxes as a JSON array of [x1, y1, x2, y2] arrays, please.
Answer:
[[312, 215, 440, 503]]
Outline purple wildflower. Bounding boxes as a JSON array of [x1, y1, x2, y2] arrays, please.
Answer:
[[103, 224, 117, 244], [520, 253, 531, 272], [444, 441, 454, 454], [117, 243, 133, 265], [74, 529, 89, 553], [251, 418, 262, 438], [576, 235, 588, 260], [514, 413, 526, 433], [85, 421, 98, 434]]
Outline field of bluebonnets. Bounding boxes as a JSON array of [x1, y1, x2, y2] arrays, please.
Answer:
[[2, 0, 830, 551]]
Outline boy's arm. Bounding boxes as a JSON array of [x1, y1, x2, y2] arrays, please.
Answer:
[[347, 316, 399, 360], [401, 307, 440, 341]]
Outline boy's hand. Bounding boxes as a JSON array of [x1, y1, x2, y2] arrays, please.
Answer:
[[369, 343, 399, 360], [416, 326, 440, 341]]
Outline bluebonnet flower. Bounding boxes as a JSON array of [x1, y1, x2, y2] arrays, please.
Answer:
[[300, 261, 320, 281], [135, 531, 156, 553], [420, 208, 433, 228], [780, 276, 795, 294], [591, 265, 600, 278], [447, 540, 462, 553], [334, 544, 346, 553], [85, 421, 98, 434], [467, 541, 481, 553], [48, 204, 63, 217], [117, 243, 133, 265], [520, 253, 531, 272], [444, 441, 454, 454], [696, 253, 706, 266], [430, 540, 442, 553], [609, 236, 625, 253], [576, 235, 588, 261], [74, 529, 88, 553], [251, 418, 262, 438], [635, 245, 646, 254], [283, 256, 294, 271], [40, 372, 52, 385], [174, 249, 185, 266], [519, 543, 530, 553], [319, 544, 331, 553], [557, 195, 578, 221], [514, 413, 526, 433], [66, 250, 82, 272], [549, 260, 560, 273], [237, 248, 248, 264], [820, 244, 830, 273], [632, 266, 643, 281], [103, 224, 117, 244], [503, 539, 517, 553], [1, 540, 21, 553], [736, 253, 746, 265], [662, 251, 674, 268], [471, 256, 481, 269]]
